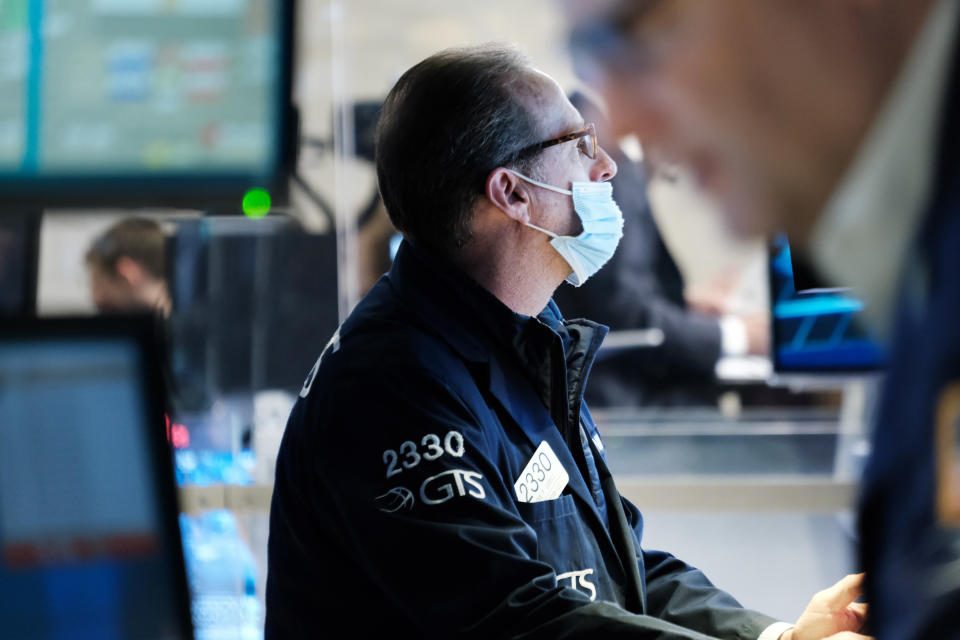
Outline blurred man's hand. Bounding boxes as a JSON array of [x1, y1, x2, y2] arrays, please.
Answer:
[[686, 290, 727, 316], [685, 274, 770, 357], [742, 311, 770, 356], [685, 269, 740, 316]]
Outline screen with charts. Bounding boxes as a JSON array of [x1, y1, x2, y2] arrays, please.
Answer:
[[0, 320, 192, 639], [769, 234, 885, 373], [0, 0, 291, 207]]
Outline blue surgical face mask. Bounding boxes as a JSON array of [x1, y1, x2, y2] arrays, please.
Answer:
[[508, 169, 624, 287]]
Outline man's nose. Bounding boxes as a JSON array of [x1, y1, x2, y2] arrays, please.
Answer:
[[590, 145, 617, 182]]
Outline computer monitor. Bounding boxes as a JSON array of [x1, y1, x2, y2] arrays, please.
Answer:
[[0, 315, 194, 639], [769, 233, 885, 373], [0, 0, 295, 210]]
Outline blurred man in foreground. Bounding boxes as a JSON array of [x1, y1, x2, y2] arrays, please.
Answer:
[[564, 0, 960, 636]]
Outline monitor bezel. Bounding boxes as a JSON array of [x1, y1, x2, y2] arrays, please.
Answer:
[[0, 212, 40, 316], [0, 313, 195, 639]]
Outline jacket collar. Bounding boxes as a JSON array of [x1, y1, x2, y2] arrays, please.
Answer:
[[387, 240, 517, 365], [388, 240, 608, 434]]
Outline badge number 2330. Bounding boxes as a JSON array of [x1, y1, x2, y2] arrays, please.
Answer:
[[516, 452, 551, 502], [383, 431, 465, 478]]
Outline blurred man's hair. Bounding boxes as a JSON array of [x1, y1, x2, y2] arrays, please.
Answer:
[[85, 218, 166, 280], [376, 44, 545, 255]]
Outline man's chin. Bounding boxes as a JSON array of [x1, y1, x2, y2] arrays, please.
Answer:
[[690, 171, 756, 238], [715, 197, 778, 241]]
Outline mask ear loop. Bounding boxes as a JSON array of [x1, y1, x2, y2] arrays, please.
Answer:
[[506, 169, 570, 238], [524, 221, 559, 238], [506, 169, 573, 195]]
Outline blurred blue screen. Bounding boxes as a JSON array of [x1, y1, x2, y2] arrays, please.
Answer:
[[770, 234, 885, 372], [0, 337, 187, 639]]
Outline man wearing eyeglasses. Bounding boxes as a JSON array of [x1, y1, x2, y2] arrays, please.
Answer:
[[266, 44, 864, 639], [563, 1, 960, 638]]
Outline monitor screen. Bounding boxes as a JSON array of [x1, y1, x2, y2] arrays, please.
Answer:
[[769, 234, 885, 373], [0, 316, 193, 639], [0, 0, 293, 209]]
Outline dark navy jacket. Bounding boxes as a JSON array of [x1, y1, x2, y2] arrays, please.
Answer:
[[858, 25, 960, 639], [265, 241, 774, 639]]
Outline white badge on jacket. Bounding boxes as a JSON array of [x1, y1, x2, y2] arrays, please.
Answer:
[[514, 440, 569, 503]]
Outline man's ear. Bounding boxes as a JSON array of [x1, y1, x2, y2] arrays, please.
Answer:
[[114, 256, 146, 287], [485, 168, 531, 224]]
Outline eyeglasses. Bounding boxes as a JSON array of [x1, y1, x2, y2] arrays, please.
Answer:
[[516, 123, 598, 160]]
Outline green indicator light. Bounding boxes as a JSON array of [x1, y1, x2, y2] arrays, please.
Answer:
[[242, 188, 272, 218]]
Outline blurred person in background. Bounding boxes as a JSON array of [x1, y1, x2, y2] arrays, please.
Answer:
[[564, 0, 960, 637], [266, 44, 866, 640], [84, 217, 201, 410], [554, 91, 768, 408], [85, 217, 171, 317]]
